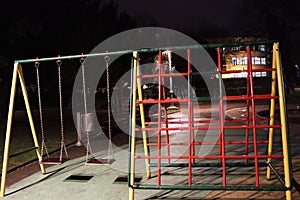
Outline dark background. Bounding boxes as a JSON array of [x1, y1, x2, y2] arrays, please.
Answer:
[[0, 0, 299, 113]]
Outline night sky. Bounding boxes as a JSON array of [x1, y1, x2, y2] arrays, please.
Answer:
[[0, 0, 300, 79]]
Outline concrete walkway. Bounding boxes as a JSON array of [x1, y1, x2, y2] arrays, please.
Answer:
[[2, 98, 300, 199]]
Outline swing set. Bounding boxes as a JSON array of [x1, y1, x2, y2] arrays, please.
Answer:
[[35, 60, 68, 164], [0, 53, 115, 197]]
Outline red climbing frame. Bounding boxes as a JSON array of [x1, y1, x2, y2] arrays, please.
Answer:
[[129, 42, 293, 200]]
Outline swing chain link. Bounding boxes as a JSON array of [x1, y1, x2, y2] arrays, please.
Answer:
[[80, 57, 88, 115], [80, 57, 85, 64], [105, 54, 114, 160], [56, 59, 62, 67], [104, 55, 110, 64], [56, 59, 68, 161], [35, 61, 49, 159], [80, 56, 93, 163]]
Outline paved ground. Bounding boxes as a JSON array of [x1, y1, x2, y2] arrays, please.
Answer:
[[1, 92, 300, 200]]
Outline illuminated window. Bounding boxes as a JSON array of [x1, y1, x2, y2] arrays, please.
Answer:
[[240, 57, 247, 65], [258, 45, 265, 51], [232, 57, 238, 65], [255, 57, 261, 64], [231, 46, 239, 51], [261, 57, 266, 65]]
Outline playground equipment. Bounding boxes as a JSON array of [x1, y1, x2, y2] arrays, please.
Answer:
[[0, 53, 115, 197], [35, 60, 69, 164], [128, 41, 293, 199], [0, 40, 294, 199], [81, 56, 115, 165]]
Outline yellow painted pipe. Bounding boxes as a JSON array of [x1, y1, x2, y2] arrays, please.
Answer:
[[266, 44, 277, 180], [136, 56, 151, 178], [129, 51, 138, 200], [0, 63, 19, 197], [274, 42, 292, 200], [17, 66, 45, 174]]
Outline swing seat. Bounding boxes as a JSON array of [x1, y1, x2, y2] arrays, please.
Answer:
[[85, 157, 115, 166], [40, 157, 68, 165]]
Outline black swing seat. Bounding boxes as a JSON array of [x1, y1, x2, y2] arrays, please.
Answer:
[[85, 157, 115, 166], [40, 157, 69, 165]]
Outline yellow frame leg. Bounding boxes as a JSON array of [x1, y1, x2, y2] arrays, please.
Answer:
[[275, 43, 292, 200], [129, 52, 138, 200], [136, 55, 151, 178], [17, 66, 45, 173], [266, 44, 277, 180], [0, 63, 45, 198], [0, 63, 19, 197]]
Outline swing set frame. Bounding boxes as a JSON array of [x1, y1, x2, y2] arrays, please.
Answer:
[[0, 52, 119, 197]]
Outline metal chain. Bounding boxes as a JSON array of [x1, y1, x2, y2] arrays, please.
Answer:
[[105, 55, 114, 161], [80, 57, 88, 115], [85, 131, 92, 163], [80, 57, 92, 162], [35, 61, 49, 159], [57, 59, 68, 162]]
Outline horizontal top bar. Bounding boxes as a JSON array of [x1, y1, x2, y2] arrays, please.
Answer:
[[15, 40, 277, 64]]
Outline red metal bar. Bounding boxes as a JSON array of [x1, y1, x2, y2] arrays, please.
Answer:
[[158, 55, 171, 164], [162, 104, 171, 164], [157, 51, 162, 185], [245, 60, 251, 164], [135, 155, 284, 160], [191, 100, 195, 164], [137, 72, 189, 78], [217, 47, 222, 72], [135, 124, 281, 132], [219, 101, 222, 163], [226, 118, 271, 123], [223, 94, 279, 101], [137, 67, 275, 77], [247, 46, 260, 187], [188, 99, 192, 186], [187, 49, 192, 186], [147, 140, 269, 146], [188, 50, 195, 164], [220, 100, 226, 186], [146, 118, 272, 125]]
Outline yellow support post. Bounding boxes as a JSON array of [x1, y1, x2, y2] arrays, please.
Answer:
[[0, 63, 45, 198], [0, 63, 19, 197], [136, 55, 151, 179], [129, 51, 138, 200], [266, 44, 277, 180], [274, 42, 292, 200], [17, 66, 45, 174]]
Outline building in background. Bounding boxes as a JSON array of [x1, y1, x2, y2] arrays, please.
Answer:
[[205, 37, 270, 79]]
